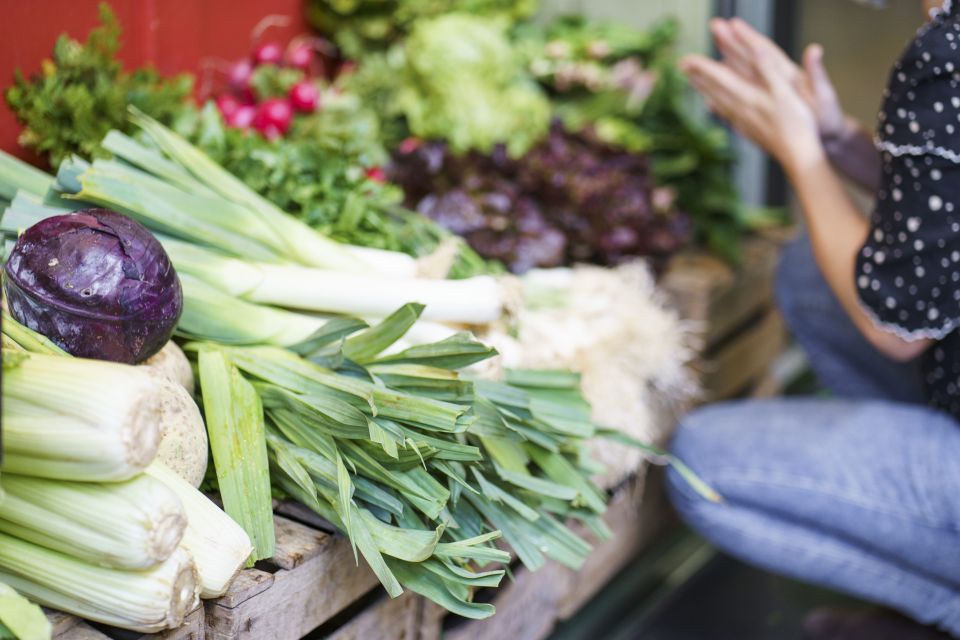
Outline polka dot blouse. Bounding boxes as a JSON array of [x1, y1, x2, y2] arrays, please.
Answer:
[[856, 1, 960, 417]]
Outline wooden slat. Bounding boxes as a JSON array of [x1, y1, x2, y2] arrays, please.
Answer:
[[444, 472, 668, 640], [204, 528, 379, 640], [56, 622, 113, 640], [268, 515, 330, 571], [662, 234, 785, 348], [418, 601, 447, 640], [141, 606, 205, 640], [325, 593, 420, 640], [701, 309, 786, 401], [445, 562, 568, 640], [557, 476, 659, 618], [214, 569, 275, 609], [47, 609, 81, 637], [48, 608, 203, 640]]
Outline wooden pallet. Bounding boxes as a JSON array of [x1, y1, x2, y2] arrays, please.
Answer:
[[662, 232, 791, 401]]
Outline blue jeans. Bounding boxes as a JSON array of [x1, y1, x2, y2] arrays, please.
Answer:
[[667, 234, 960, 635]]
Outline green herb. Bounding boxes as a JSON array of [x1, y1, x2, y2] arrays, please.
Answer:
[[5, 3, 192, 168]]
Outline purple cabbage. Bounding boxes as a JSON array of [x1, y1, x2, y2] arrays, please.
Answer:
[[4, 209, 183, 363]]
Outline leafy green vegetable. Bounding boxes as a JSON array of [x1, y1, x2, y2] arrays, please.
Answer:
[[347, 14, 551, 156], [307, 0, 537, 58], [5, 3, 192, 168], [518, 16, 756, 262], [178, 102, 494, 277]]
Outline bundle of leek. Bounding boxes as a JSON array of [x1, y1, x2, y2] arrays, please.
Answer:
[[183, 304, 610, 618]]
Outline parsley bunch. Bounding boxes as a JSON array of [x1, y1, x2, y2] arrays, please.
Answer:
[[6, 3, 192, 168]]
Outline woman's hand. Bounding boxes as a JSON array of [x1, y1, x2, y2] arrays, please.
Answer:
[[679, 18, 829, 175]]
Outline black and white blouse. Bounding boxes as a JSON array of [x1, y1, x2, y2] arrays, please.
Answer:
[[856, 0, 960, 417]]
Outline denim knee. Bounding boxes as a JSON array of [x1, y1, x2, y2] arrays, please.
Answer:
[[665, 405, 733, 522]]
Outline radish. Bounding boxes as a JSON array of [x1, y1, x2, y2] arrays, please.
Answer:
[[228, 60, 253, 96], [216, 95, 242, 120], [227, 105, 256, 129], [253, 99, 293, 138], [286, 43, 314, 70], [253, 42, 283, 66], [288, 81, 319, 113]]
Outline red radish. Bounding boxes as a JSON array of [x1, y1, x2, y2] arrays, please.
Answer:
[[228, 105, 256, 129], [253, 42, 283, 66], [286, 43, 314, 70], [216, 95, 242, 120], [253, 99, 293, 137], [228, 60, 253, 95], [365, 167, 387, 183], [288, 81, 320, 113]]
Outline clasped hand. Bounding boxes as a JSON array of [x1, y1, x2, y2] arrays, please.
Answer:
[[680, 18, 843, 176]]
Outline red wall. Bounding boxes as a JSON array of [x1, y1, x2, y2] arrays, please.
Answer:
[[0, 0, 310, 165]]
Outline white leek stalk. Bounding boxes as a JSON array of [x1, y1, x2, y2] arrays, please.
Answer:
[[0, 474, 186, 570], [0, 534, 198, 633], [178, 273, 322, 346], [147, 463, 253, 598], [162, 238, 504, 324], [249, 265, 503, 324], [3, 353, 161, 481], [346, 245, 418, 278]]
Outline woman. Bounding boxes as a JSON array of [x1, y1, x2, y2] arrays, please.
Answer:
[[668, 2, 960, 638]]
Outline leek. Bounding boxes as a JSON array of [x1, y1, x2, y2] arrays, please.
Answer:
[[146, 463, 252, 598], [0, 150, 51, 201], [161, 237, 503, 324], [176, 273, 321, 346], [126, 107, 373, 273], [2, 353, 162, 481], [0, 535, 198, 633], [0, 474, 186, 570], [0, 582, 50, 640], [197, 350, 274, 563]]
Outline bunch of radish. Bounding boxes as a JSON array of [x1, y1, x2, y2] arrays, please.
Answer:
[[217, 40, 323, 140]]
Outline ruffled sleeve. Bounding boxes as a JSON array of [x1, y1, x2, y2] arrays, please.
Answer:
[[857, 8, 960, 340]]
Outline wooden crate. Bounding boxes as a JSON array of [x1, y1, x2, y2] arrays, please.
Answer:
[[49, 511, 439, 640], [49, 605, 205, 640], [442, 469, 669, 640], [50, 236, 786, 640], [662, 232, 791, 401]]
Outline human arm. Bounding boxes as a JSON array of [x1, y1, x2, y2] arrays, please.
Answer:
[[681, 19, 931, 361]]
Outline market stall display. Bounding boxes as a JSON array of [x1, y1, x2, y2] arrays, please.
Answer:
[[0, 1, 788, 638]]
